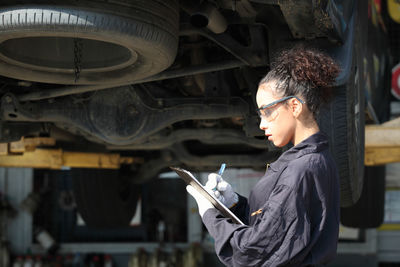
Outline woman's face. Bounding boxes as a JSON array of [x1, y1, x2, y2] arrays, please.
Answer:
[[256, 81, 296, 147]]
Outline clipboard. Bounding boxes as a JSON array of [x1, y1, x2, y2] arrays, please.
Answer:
[[170, 167, 245, 225]]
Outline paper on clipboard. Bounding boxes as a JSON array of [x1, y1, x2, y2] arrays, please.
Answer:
[[170, 166, 245, 225]]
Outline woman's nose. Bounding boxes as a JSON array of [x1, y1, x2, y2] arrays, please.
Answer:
[[259, 117, 268, 130]]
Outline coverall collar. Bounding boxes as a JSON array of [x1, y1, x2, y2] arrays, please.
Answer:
[[269, 131, 329, 172]]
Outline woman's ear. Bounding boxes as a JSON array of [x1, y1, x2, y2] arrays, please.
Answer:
[[290, 98, 303, 118]]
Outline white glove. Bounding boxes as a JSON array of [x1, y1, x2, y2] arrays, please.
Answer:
[[186, 185, 214, 217], [205, 173, 238, 208]]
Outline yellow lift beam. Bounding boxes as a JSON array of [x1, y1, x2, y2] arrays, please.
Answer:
[[0, 137, 142, 169], [365, 117, 400, 166]]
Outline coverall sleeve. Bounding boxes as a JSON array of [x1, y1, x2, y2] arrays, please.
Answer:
[[202, 181, 311, 267], [230, 194, 249, 225]]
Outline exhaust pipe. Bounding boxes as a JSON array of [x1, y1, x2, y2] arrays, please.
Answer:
[[190, 2, 227, 34]]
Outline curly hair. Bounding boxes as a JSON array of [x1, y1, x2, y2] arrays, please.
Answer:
[[259, 45, 340, 117]]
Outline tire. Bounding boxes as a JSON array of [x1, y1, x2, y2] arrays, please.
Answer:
[[340, 166, 385, 228], [0, 1, 179, 85], [366, 33, 391, 123], [319, 51, 365, 207], [318, 0, 366, 207], [71, 168, 140, 228]]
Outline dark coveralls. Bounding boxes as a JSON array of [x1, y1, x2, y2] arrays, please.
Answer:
[[202, 132, 340, 267]]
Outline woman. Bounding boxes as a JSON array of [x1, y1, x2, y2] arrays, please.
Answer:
[[187, 45, 341, 267]]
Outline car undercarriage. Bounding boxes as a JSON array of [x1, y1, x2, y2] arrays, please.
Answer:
[[0, 0, 389, 222]]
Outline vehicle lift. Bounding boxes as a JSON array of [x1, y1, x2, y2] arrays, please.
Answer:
[[365, 117, 400, 166], [0, 137, 142, 169]]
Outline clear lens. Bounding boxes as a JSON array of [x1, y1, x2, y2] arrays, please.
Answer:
[[258, 105, 279, 122], [257, 95, 304, 122]]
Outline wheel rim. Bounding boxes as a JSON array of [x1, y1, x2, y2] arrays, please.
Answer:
[[0, 37, 137, 73]]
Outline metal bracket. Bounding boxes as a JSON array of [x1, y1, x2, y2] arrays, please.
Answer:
[[180, 24, 269, 66]]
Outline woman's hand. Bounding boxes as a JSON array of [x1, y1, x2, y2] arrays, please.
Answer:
[[186, 185, 214, 217], [205, 173, 239, 208]]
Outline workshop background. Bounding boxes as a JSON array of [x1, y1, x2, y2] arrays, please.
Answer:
[[1, 0, 400, 267]]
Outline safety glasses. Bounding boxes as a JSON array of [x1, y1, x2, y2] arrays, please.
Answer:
[[257, 95, 304, 122]]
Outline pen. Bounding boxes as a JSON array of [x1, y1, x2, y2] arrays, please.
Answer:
[[218, 163, 226, 176], [212, 163, 226, 191]]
